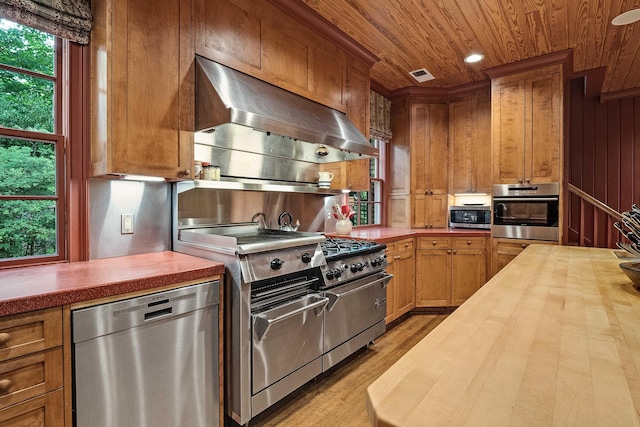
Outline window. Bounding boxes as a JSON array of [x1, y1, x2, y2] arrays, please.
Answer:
[[0, 19, 65, 266], [349, 138, 385, 226]]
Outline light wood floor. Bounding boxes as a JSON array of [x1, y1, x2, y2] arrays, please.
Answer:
[[247, 313, 448, 426]]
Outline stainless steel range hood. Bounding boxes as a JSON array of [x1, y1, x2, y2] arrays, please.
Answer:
[[195, 55, 377, 162]]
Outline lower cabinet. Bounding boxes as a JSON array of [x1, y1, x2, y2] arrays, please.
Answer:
[[416, 237, 488, 307], [0, 307, 63, 426], [385, 238, 416, 324], [491, 238, 556, 277]]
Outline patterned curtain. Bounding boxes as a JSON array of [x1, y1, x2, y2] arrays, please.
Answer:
[[0, 0, 92, 44], [370, 90, 392, 142]]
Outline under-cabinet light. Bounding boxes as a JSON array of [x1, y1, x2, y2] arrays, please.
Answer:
[[122, 174, 165, 182]]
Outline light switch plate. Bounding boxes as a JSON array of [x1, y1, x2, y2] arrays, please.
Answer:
[[121, 214, 134, 234]]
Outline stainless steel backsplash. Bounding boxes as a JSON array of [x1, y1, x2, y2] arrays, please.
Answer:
[[90, 179, 171, 259], [90, 178, 341, 260], [176, 188, 338, 232]]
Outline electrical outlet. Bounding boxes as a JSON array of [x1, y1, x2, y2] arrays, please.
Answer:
[[121, 214, 134, 234]]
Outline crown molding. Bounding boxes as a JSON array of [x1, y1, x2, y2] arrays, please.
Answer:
[[600, 86, 640, 103], [483, 49, 573, 79]]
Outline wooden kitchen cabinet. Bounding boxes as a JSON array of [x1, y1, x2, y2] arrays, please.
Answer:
[[0, 307, 64, 426], [491, 64, 563, 184], [90, 0, 194, 179], [388, 100, 449, 228], [491, 238, 556, 277], [415, 237, 488, 307], [448, 90, 492, 194], [385, 238, 416, 324]]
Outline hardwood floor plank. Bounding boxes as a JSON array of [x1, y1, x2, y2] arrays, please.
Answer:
[[246, 313, 448, 426]]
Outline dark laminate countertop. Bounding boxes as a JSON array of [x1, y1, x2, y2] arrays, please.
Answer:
[[0, 251, 224, 316]]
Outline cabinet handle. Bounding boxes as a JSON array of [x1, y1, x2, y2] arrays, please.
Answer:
[[394, 255, 401, 260], [518, 179, 523, 183], [0, 333, 9, 346], [447, 249, 452, 254], [525, 179, 530, 184], [521, 244, 528, 249], [467, 240, 471, 245], [432, 240, 437, 246], [181, 169, 191, 177], [453, 250, 457, 254], [0, 379, 11, 394]]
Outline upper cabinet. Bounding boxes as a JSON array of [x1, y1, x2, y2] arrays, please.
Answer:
[[90, 0, 194, 179], [448, 89, 492, 194], [193, 0, 348, 112], [491, 64, 563, 184]]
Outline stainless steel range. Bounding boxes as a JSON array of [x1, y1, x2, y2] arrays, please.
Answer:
[[174, 223, 390, 426], [320, 238, 391, 371]]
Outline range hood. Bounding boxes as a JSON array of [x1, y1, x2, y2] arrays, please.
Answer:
[[195, 55, 378, 161]]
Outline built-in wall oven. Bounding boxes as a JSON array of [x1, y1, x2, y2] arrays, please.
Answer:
[[492, 183, 560, 241]]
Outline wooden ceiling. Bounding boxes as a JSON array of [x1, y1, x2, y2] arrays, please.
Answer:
[[298, 0, 640, 95]]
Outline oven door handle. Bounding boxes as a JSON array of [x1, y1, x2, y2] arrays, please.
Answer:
[[325, 273, 393, 312], [254, 295, 329, 342], [493, 197, 558, 202]]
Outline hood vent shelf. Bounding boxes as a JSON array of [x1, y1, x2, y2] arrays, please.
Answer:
[[176, 179, 348, 195]]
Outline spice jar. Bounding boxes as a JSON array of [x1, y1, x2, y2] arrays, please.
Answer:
[[202, 164, 215, 180], [194, 160, 203, 179], [212, 165, 221, 180]]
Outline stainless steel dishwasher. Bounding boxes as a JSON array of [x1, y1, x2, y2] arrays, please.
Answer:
[[72, 280, 219, 427]]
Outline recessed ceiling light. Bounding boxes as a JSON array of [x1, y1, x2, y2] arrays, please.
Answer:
[[612, 9, 640, 25], [464, 53, 484, 63]]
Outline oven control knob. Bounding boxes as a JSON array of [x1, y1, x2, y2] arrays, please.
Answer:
[[270, 258, 284, 270], [301, 253, 312, 263], [326, 270, 335, 280], [334, 269, 342, 278]]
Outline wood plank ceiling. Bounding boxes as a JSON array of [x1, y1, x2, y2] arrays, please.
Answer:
[[299, 0, 640, 95]]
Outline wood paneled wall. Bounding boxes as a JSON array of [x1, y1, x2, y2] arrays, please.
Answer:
[[567, 78, 640, 247]]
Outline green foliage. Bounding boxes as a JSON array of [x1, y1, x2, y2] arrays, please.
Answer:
[[0, 20, 58, 259], [0, 20, 55, 133]]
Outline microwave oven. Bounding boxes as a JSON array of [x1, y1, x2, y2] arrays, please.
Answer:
[[449, 206, 491, 229]]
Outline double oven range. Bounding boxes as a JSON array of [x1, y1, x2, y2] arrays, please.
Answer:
[[174, 223, 391, 426]]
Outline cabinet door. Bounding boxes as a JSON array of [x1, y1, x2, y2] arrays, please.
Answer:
[[428, 194, 449, 228], [451, 248, 486, 306], [428, 104, 448, 194], [91, 0, 193, 179], [415, 249, 451, 307], [385, 256, 397, 324], [448, 99, 474, 193], [527, 70, 561, 183], [0, 389, 63, 426], [410, 103, 429, 194], [492, 79, 527, 184], [394, 251, 416, 316]]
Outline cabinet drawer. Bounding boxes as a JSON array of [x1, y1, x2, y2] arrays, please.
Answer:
[[0, 308, 62, 362], [418, 237, 451, 249], [388, 238, 414, 253], [0, 388, 63, 426], [453, 237, 486, 249], [0, 348, 63, 410]]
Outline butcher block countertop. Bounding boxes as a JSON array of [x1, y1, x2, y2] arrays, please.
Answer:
[[367, 244, 640, 426], [0, 251, 224, 316]]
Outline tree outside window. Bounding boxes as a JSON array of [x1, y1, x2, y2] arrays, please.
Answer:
[[0, 19, 63, 263]]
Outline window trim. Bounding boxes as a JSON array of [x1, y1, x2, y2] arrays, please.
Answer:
[[0, 28, 89, 269]]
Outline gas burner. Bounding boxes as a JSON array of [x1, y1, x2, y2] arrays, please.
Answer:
[[321, 238, 381, 257]]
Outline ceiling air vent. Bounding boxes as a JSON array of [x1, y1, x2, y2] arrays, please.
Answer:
[[409, 68, 435, 83]]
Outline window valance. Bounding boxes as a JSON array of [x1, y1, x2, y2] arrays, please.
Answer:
[[370, 90, 392, 142], [0, 0, 91, 44]]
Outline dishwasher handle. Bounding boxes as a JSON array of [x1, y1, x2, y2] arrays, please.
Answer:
[[72, 281, 218, 343], [254, 295, 329, 342]]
